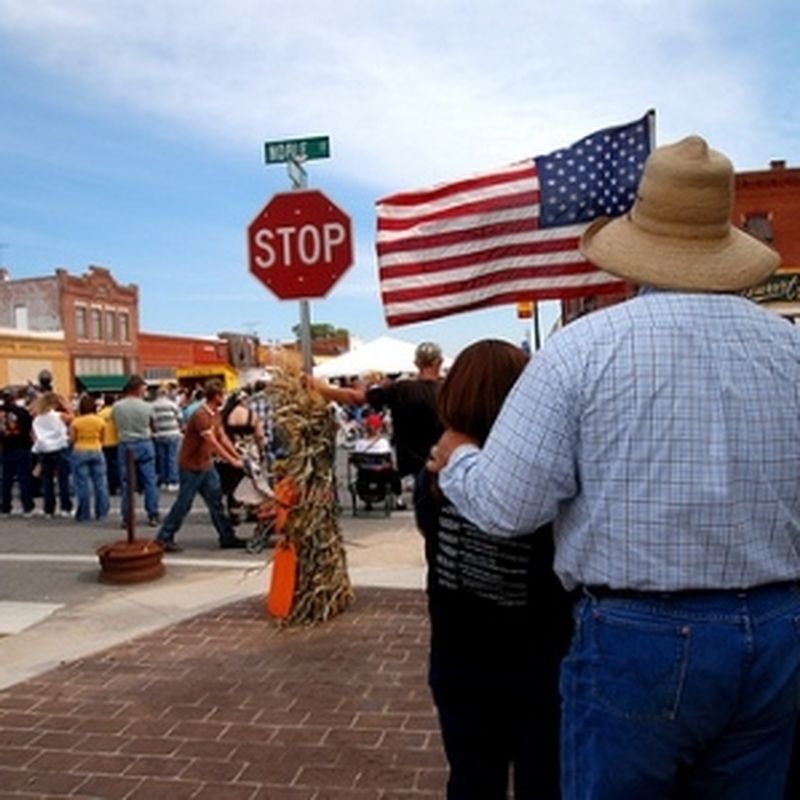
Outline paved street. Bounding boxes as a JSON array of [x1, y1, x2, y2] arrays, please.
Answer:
[[0, 449, 419, 616], [0, 489, 444, 798]]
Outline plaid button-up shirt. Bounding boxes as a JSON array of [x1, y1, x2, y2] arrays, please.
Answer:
[[249, 390, 272, 445], [440, 291, 800, 591]]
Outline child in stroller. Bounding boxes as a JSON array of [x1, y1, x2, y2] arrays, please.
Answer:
[[348, 413, 403, 515]]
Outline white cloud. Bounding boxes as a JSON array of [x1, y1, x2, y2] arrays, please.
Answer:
[[0, 0, 783, 191]]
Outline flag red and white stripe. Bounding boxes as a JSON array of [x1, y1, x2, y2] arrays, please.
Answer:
[[376, 160, 623, 327]]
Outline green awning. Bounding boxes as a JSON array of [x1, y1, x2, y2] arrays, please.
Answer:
[[76, 375, 128, 393]]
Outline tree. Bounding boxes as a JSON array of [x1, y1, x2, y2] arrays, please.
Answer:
[[291, 322, 349, 340]]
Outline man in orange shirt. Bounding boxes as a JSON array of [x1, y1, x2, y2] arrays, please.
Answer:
[[155, 379, 247, 552]]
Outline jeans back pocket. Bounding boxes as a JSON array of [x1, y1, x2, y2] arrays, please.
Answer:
[[588, 604, 691, 722]]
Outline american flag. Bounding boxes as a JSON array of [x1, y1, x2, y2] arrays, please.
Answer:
[[376, 112, 654, 327]]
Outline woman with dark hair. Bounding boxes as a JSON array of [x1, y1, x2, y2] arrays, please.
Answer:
[[415, 339, 573, 800], [69, 393, 109, 522], [217, 390, 265, 524]]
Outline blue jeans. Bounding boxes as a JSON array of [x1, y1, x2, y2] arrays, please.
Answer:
[[1, 448, 34, 513], [39, 448, 72, 515], [561, 583, 800, 800], [71, 449, 110, 522], [117, 439, 159, 523], [154, 436, 180, 486], [156, 466, 236, 545]]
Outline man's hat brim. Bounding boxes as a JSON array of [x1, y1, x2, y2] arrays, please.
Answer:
[[581, 215, 781, 292]]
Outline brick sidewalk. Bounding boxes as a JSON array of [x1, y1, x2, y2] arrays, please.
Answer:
[[0, 588, 446, 799]]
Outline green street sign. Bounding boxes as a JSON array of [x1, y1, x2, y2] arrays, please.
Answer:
[[264, 136, 331, 164]]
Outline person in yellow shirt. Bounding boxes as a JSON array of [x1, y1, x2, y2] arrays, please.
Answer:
[[97, 395, 119, 496], [70, 394, 109, 522]]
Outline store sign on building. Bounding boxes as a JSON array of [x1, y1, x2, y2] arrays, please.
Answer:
[[744, 272, 800, 303]]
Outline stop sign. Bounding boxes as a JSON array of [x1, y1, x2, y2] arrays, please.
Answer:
[[247, 189, 353, 300]]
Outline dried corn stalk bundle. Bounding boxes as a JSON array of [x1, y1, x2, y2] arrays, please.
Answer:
[[268, 362, 353, 626]]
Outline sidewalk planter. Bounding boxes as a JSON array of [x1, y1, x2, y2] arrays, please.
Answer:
[[96, 539, 165, 584]]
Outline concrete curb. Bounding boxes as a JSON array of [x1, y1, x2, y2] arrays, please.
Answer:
[[0, 565, 266, 690]]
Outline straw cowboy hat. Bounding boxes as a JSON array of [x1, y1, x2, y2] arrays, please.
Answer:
[[580, 135, 780, 291]]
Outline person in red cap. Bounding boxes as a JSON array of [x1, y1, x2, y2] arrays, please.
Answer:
[[353, 412, 403, 508], [360, 412, 387, 445]]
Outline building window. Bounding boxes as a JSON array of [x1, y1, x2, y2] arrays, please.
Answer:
[[105, 310, 116, 342], [75, 357, 125, 375], [90, 308, 102, 341], [144, 367, 176, 381], [743, 212, 774, 243], [76, 306, 87, 340], [119, 312, 130, 343], [13, 304, 28, 330]]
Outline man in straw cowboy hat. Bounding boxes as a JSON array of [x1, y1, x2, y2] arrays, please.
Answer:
[[429, 135, 800, 798]]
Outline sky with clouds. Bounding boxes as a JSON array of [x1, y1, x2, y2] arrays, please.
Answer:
[[0, 0, 797, 356]]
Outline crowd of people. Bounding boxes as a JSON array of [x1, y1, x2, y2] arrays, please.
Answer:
[[0, 373, 275, 549]]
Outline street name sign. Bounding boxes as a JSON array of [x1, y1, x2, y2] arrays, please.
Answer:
[[263, 136, 331, 165]]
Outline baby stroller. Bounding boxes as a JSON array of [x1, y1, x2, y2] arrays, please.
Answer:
[[233, 458, 296, 554], [347, 451, 396, 517]]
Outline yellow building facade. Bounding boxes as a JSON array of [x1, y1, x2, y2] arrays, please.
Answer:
[[0, 327, 70, 391]]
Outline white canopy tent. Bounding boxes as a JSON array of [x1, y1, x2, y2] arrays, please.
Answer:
[[313, 335, 447, 379]]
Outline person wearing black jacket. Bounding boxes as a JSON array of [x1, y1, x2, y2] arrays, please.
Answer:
[[414, 340, 574, 800], [0, 388, 35, 515]]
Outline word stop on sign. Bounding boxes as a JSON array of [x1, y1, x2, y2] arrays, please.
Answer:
[[253, 223, 347, 269]]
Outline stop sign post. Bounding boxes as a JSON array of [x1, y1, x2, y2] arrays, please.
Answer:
[[248, 189, 353, 301]]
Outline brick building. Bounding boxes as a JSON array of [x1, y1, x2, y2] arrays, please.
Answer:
[[0, 265, 341, 393], [138, 331, 239, 391], [736, 160, 800, 322], [0, 265, 138, 393]]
